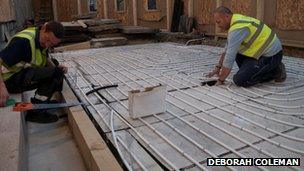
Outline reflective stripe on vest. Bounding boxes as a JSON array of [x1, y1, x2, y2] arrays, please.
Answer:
[[1, 27, 47, 81], [229, 14, 276, 59]]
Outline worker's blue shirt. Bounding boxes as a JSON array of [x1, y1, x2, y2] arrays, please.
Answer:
[[0, 27, 45, 67]]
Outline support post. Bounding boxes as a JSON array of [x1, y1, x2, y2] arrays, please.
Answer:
[[214, 0, 221, 41], [188, 0, 194, 17], [133, 0, 137, 26], [256, 0, 265, 21], [104, 0, 108, 19], [77, 0, 82, 15], [52, 0, 58, 21], [167, 0, 174, 31]]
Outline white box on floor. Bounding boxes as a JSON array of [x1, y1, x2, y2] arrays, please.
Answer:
[[128, 84, 167, 119]]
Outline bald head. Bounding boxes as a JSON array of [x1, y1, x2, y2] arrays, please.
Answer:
[[213, 6, 233, 31]]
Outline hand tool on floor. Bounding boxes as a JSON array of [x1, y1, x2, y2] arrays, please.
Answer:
[[13, 102, 85, 112], [201, 80, 217, 86]]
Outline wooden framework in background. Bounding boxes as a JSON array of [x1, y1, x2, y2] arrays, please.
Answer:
[[51, 0, 90, 21], [0, 0, 16, 22], [212, 0, 304, 48]]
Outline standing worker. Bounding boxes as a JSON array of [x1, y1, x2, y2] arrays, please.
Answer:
[[0, 21, 67, 123], [207, 6, 286, 87]]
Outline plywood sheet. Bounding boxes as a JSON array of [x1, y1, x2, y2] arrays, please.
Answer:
[[107, 0, 134, 25], [198, 0, 214, 25], [191, 0, 216, 35], [276, 0, 304, 30], [0, 0, 15, 22], [32, 0, 53, 22], [231, 0, 252, 16], [80, 0, 89, 14], [56, 0, 78, 21]]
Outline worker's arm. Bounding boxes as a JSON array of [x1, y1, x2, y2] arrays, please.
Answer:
[[0, 58, 9, 107], [216, 66, 231, 85], [46, 57, 68, 74], [46, 57, 56, 67], [216, 28, 250, 85], [206, 52, 225, 78]]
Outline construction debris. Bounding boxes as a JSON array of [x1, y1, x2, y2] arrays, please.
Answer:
[[61, 22, 89, 44], [121, 26, 159, 34], [90, 37, 127, 48]]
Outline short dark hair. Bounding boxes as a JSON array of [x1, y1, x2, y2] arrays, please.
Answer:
[[45, 21, 65, 39], [214, 6, 233, 15]]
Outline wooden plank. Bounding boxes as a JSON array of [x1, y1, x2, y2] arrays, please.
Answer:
[[122, 26, 159, 34], [256, 0, 265, 20], [188, 0, 194, 17], [0, 94, 25, 171], [61, 22, 83, 31], [81, 19, 120, 26], [54, 41, 91, 52], [166, 0, 173, 31], [77, 0, 82, 15], [104, 0, 109, 19], [132, 0, 138, 26], [87, 24, 121, 33], [77, 20, 87, 28], [52, 0, 58, 21], [62, 81, 123, 171], [94, 33, 125, 39], [281, 39, 304, 48], [90, 37, 127, 48]]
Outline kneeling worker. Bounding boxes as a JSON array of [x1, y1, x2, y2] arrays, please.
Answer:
[[0, 21, 67, 123], [207, 6, 286, 86]]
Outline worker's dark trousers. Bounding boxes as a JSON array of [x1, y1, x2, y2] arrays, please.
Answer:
[[233, 51, 283, 87], [4, 67, 64, 100]]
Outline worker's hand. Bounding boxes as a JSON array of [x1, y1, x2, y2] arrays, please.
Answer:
[[206, 67, 220, 78], [58, 64, 68, 74], [0, 83, 9, 107], [24, 69, 35, 86]]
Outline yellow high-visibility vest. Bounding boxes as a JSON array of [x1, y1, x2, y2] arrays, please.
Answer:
[[1, 27, 47, 81], [229, 14, 276, 59]]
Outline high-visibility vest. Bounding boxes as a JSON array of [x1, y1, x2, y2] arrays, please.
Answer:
[[1, 27, 47, 81], [229, 14, 276, 59]]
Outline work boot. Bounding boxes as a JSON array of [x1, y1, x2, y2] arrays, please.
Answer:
[[25, 98, 59, 123], [274, 62, 287, 82]]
